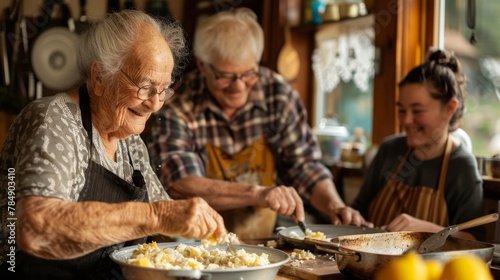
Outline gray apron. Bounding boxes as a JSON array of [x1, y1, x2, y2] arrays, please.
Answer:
[[11, 85, 149, 279]]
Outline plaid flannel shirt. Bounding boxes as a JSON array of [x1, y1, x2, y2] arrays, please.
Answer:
[[148, 66, 332, 199]]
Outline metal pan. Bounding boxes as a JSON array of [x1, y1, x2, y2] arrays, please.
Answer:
[[110, 242, 290, 280], [304, 231, 494, 279], [278, 224, 385, 250]]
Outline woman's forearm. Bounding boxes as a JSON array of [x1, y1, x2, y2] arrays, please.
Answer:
[[16, 196, 159, 259], [309, 179, 346, 216], [16, 195, 225, 260]]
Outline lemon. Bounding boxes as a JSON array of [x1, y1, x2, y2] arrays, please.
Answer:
[[439, 254, 493, 280], [426, 260, 444, 280], [374, 252, 427, 280]]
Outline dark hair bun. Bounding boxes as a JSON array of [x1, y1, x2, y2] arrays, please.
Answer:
[[428, 50, 460, 73]]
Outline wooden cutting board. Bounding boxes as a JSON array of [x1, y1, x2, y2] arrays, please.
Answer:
[[241, 238, 348, 279], [278, 253, 349, 280]]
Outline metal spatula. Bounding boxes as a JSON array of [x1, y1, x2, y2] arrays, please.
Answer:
[[292, 211, 309, 235], [297, 221, 309, 235], [418, 213, 499, 254]]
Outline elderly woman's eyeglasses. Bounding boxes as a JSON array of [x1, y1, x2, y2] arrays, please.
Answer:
[[208, 64, 259, 87], [120, 69, 174, 102]]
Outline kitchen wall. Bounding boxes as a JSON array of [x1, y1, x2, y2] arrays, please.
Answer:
[[0, 0, 184, 22]]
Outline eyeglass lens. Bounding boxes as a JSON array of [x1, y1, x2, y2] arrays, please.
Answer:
[[209, 64, 258, 86], [138, 87, 174, 101], [121, 69, 173, 101]]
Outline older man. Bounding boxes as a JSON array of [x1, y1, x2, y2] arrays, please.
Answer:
[[149, 8, 371, 239]]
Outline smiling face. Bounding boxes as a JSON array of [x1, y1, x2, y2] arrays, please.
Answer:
[[397, 84, 457, 153], [199, 57, 259, 118], [93, 24, 174, 139]]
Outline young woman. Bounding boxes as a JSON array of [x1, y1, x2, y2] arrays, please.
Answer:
[[351, 49, 484, 241]]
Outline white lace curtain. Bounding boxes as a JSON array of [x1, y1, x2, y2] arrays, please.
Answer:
[[312, 24, 375, 94]]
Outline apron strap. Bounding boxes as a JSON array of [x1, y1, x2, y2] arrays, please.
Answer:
[[79, 84, 139, 171], [390, 136, 452, 189], [388, 148, 412, 186], [79, 84, 93, 144], [437, 136, 453, 196]]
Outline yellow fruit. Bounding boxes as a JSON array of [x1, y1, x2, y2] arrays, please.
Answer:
[[426, 260, 444, 280], [374, 252, 427, 280], [439, 255, 493, 280]]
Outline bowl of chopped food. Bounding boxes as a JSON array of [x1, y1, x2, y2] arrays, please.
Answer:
[[110, 241, 290, 280]]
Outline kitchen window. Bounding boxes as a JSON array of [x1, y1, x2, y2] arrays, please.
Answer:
[[312, 15, 375, 165], [440, 0, 500, 157]]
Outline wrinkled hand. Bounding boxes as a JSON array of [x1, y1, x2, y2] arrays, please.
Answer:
[[257, 185, 305, 222], [381, 213, 434, 232], [155, 197, 227, 240], [328, 205, 373, 227]]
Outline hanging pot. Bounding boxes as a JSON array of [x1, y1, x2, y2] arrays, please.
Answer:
[[31, 0, 81, 91]]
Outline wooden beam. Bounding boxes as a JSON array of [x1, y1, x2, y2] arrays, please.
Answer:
[[372, 0, 402, 144], [372, 0, 433, 144]]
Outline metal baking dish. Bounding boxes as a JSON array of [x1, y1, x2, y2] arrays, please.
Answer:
[[305, 231, 494, 279], [110, 242, 290, 280], [277, 224, 385, 250]]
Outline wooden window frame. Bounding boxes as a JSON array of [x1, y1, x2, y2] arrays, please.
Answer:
[[372, 0, 437, 144]]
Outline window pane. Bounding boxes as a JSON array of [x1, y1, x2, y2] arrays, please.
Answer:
[[444, 0, 500, 157], [312, 16, 374, 165]]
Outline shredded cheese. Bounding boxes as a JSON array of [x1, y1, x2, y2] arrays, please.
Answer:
[[290, 249, 316, 260], [126, 241, 271, 270], [290, 229, 326, 240]]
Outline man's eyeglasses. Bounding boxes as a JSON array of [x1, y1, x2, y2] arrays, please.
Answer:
[[120, 69, 174, 102], [208, 64, 259, 87]]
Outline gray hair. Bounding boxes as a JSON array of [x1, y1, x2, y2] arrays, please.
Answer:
[[193, 8, 264, 65], [77, 10, 188, 84]]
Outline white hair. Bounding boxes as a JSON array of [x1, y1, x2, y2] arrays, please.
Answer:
[[193, 8, 264, 65], [77, 10, 188, 84]]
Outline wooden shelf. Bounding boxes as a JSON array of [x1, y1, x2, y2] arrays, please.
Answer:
[[292, 14, 374, 33]]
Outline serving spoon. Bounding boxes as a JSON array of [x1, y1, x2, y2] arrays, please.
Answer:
[[418, 213, 498, 254]]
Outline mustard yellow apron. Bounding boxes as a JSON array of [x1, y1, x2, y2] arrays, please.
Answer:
[[206, 136, 277, 239], [368, 137, 452, 227]]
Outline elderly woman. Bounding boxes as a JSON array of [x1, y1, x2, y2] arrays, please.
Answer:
[[0, 10, 227, 279], [148, 8, 371, 240], [351, 49, 484, 241]]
